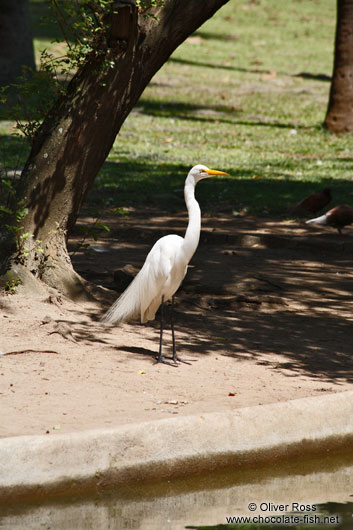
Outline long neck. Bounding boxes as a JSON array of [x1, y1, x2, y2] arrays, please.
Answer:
[[183, 178, 201, 261]]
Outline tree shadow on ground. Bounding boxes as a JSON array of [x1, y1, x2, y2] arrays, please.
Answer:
[[172, 244, 353, 384], [71, 200, 353, 385]]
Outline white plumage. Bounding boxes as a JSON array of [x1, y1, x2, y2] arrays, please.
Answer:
[[305, 213, 328, 226], [102, 233, 188, 324], [102, 164, 228, 364]]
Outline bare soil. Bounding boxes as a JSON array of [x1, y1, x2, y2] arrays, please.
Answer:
[[1, 211, 353, 438]]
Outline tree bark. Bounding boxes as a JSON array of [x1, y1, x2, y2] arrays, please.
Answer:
[[324, 0, 353, 133], [0, 0, 229, 298], [0, 0, 36, 86]]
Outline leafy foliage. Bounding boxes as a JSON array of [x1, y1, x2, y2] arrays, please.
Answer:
[[0, 61, 61, 140], [0, 176, 43, 258], [1, 0, 163, 141]]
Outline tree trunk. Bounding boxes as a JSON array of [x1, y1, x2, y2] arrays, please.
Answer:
[[324, 0, 353, 133], [0, 0, 229, 298], [0, 0, 36, 86]]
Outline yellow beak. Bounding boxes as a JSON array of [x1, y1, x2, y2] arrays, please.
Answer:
[[204, 168, 229, 176]]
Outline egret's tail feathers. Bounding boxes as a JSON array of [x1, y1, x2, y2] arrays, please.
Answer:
[[101, 273, 142, 324], [305, 213, 327, 226]]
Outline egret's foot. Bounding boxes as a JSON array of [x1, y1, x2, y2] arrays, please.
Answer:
[[173, 355, 198, 365], [154, 356, 178, 367]]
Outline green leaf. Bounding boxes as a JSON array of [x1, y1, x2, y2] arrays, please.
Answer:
[[0, 206, 13, 215]]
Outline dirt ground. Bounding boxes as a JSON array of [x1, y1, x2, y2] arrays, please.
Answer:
[[1, 211, 353, 438]]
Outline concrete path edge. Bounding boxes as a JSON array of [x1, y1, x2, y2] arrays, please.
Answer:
[[1, 390, 353, 503]]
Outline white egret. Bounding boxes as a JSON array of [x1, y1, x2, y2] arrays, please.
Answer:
[[102, 164, 229, 365]]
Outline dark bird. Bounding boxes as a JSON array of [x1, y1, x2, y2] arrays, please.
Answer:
[[289, 188, 332, 215], [306, 205, 353, 235]]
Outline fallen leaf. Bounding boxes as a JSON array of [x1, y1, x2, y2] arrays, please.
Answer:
[[228, 392, 237, 397], [138, 370, 146, 375]]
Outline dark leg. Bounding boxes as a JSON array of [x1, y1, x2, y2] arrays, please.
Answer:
[[171, 296, 196, 365], [155, 296, 177, 366], [171, 295, 177, 358]]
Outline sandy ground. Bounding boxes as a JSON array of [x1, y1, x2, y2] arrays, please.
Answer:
[[1, 212, 353, 438]]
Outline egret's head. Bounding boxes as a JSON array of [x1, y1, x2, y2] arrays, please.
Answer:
[[188, 164, 229, 185]]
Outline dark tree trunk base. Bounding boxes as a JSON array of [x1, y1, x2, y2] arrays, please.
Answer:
[[1, 259, 93, 301]]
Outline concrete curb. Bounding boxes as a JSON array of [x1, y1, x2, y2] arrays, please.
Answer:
[[1, 391, 353, 502]]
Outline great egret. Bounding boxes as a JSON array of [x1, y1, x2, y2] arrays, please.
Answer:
[[102, 164, 228, 365], [306, 204, 353, 234], [289, 188, 331, 215]]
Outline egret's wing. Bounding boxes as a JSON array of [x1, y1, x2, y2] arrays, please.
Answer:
[[140, 235, 184, 322], [102, 234, 184, 324]]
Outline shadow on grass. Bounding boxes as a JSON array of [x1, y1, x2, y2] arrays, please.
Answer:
[[135, 99, 306, 129], [169, 57, 331, 82], [0, 93, 305, 133], [135, 98, 313, 130], [88, 159, 353, 215], [193, 30, 239, 43], [1, 135, 352, 218]]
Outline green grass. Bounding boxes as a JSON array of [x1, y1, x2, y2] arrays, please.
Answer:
[[1, 0, 353, 216]]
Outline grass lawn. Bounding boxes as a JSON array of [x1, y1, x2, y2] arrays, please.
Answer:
[[1, 0, 353, 217]]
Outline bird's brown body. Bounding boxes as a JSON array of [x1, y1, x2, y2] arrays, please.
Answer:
[[306, 204, 353, 234], [290, 188, 331, 215]]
